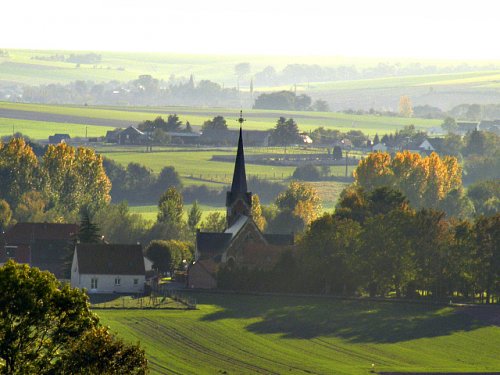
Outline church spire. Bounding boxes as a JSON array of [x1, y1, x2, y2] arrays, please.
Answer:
[[226, 111, 252, 227], [230, 112, 247, 193]]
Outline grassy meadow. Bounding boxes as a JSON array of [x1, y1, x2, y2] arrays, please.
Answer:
[[97, 293, 500, 374], [0, 101, 441, 136], [130, 203, 225, 223]]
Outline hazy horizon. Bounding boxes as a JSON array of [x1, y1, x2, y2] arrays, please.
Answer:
[[3, 0, 500, 60]]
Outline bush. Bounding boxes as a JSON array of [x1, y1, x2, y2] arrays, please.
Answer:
[[292, 165, 321, 181]]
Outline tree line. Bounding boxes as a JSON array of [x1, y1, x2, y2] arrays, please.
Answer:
[[219, 185, 499, 304]]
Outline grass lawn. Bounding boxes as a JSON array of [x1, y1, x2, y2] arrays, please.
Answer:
[[97, 293, 500, 374]]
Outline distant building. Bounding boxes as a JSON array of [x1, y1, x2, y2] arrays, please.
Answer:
[[188, 123, 294, 289], [71, 243, 146, 294], [118, 126, 149, 145], [456, 121, 479, 135], [166, 131, 201, 145], [479, 120, 500, 135], [105, 128, 122, 143], [48, 133, 71, 144], [372, 143, 387, 152], [199, 129, 271, 146]]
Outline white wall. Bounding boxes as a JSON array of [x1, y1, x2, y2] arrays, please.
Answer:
[[72, 271, 145, 294]]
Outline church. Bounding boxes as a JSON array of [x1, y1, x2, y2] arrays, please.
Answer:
[[187, 114, 295, 289]]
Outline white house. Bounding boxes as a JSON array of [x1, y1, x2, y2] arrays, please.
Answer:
[[372, 143, 387, 152], [71, 244, 146, 294], [418, 139, 435, 151]]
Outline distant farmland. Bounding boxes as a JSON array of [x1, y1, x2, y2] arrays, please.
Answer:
[[0, 101, 441, 137]]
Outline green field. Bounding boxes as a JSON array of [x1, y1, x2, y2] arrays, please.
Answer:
[[0, 101, 441, 136], [130, 203, 225, 223], [0, 117, 114, 139], [97, 293, 500, 374]]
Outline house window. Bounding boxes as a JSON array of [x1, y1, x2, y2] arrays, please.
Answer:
[[115, 277, 121, 286], [91, 278, 98, 289], [133, 279, 139, 285]]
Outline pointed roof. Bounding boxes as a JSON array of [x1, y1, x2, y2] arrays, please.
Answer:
[[230, 126, 248, 193]]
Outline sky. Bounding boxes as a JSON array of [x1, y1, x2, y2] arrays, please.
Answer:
[[2, 0, 500, 60]]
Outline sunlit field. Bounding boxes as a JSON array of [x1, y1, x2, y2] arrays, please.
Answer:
[[97, 293, 500, 375]]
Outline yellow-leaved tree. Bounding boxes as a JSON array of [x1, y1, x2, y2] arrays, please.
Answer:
[[354, 151, 462, 209], [399, 95, 413, 117]]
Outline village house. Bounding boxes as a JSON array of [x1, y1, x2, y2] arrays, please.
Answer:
[[0, 222, 78, 279], [48, 133, 71, 144], [188, 118, 294, 289], [456, 121, 479, 135], [479, 120, 500, 135], [71, 243, 147, 294], [371, 143, 388, 152]]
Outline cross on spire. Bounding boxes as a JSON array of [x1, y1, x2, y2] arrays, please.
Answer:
[[238, 110, 245, 128]]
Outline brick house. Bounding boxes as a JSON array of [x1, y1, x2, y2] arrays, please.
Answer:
[[0, 222, 79, 279]]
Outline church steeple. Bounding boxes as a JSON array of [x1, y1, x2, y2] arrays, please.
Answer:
[[230, 124, 248, 194], [226, 111, 252, 227]]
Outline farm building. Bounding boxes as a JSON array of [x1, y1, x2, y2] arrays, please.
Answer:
[[0, 222, 79, 279], [48, 133, 71, 144], [188, 121, 294, 289], [71, 243, 146, 294]]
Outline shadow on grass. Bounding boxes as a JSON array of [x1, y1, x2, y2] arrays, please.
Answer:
[[198, 294, 489, 343]]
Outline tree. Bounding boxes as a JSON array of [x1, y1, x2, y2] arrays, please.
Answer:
[[13, 191, 61, 223], [472, 214, 500, 303], [0, 137, 41, 208], [300, 215, 362, 294], [463, 129, 486, 156], [157, 187, 184, 226], [0, 261, 147, 374], [467, 180, 500, 216], [275, 182, 322, 228], [151, 166, 182, 199], [200, 212, 226, 232], [43, 143, 111, 215], [0, 199, 12, 232], [270, 117, 301, 147], [360, 209, 415, 297], [354, 151, 462, 211], [251, 194, 266, 231], [202, 116, 228, 131], [332, 145, 343, 160], [234, 62, 251, 81], [441, 117, 457, 133], [145, 239, 190, 275], [185, 121, 193, 133], [94, 202, 148, 244], [373, 134, 380, 145], [166, 114, 183, 132], [78, 208, 101, 243], [292, 165, 321, 181], [187, 201, 202, 231], [312, 99, 330, 112], [399, 95, 413, 117]]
